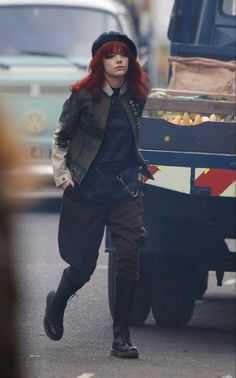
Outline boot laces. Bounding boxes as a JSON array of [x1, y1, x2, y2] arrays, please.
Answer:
[[118, 331, 131, 345]]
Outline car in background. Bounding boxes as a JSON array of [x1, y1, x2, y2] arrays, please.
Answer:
[[0, 0, 136, 197]]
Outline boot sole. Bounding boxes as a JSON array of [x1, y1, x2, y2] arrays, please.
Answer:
[[43, 291, 63, 341], [111, 350, 139, 359]]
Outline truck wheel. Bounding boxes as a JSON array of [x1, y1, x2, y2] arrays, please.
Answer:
[[151, 268, 195, 327], [194, 269, 209, 299], [108, 251, 151, 326]]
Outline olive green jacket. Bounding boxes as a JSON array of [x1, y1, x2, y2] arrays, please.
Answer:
[[51, 82, 153, 187]]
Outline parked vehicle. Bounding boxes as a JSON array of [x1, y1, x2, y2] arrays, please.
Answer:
[[106, 0, 236, 327], [0, 0, 136, 193]]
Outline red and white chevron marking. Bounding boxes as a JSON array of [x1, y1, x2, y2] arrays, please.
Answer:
[[194, 168, 236, 197], [144, 165, 236, 197]]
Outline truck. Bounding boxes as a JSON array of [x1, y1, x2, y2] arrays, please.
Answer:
[[106, 0, 236, 327]]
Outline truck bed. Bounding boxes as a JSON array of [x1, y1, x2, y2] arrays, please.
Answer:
[[140, 90, 236, 171], [139, 118, 235, 170]]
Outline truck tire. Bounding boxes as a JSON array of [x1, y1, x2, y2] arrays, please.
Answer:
[[151, 266, 195, 327], [194, 269, 209, 299], [108, 251, 151, 326]]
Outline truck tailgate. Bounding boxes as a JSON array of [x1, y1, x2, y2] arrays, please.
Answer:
[[139, 118, 236, 170], [140, 91, 235, 170]]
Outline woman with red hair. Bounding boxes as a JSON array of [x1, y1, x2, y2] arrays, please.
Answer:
[[44, 31, 153, 359]]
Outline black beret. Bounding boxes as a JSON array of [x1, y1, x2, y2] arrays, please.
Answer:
[[91, 31, 137, 58]]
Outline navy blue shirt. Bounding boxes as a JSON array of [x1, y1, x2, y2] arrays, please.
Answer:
[[77, 88, 140, 201]]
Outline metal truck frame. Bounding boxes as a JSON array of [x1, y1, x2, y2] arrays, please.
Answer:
[[106, 0, 236, 327]]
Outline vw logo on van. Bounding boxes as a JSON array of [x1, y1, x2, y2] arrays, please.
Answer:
[[23, 109, 47, 135]]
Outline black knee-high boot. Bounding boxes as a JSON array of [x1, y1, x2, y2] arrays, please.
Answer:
[[111, 275, 139, 358], [43, 269, 85, 341]]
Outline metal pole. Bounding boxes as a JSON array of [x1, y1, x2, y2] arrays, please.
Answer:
[[148, 0, 160, 87]]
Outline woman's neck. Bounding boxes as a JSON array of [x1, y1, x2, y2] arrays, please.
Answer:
[[104, 75, 124, 89]]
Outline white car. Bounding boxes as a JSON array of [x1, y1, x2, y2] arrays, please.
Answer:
[[0, 0, 137, 57]]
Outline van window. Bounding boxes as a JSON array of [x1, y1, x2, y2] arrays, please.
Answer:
[[0, 6, 121, 57], [222, 0, 236, 16]]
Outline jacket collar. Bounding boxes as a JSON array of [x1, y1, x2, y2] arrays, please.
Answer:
[[103, 81, 127, 97]]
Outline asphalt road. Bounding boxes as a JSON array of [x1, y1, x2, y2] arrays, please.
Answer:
[[12, 211, 235, 378]]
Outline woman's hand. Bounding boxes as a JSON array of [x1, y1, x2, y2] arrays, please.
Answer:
[[61, 179, 75, 191]]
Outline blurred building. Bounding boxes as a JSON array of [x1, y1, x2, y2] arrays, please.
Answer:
[[116, 0, 174, 86]]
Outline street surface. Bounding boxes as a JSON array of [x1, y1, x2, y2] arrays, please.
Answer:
[[12, 211, 235, 378]]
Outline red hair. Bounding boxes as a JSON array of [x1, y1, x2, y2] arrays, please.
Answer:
[[70, 41, 149, 101]]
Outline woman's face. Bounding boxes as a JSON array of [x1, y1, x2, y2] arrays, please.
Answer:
[[103, 50, 129, 80]]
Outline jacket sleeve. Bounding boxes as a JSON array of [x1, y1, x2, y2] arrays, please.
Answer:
[[51, 92, 80, 187]]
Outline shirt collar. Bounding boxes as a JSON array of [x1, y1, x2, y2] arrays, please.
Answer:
[[103, 81, 127, 97]]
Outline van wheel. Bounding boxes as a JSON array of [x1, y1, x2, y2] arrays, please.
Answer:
[[108, 251, 151, 326], [151, 268, 195, 327]]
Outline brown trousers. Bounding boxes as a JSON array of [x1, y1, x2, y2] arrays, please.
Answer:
[[58, 187, 146, 282]]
